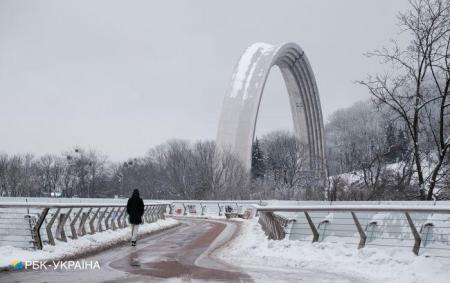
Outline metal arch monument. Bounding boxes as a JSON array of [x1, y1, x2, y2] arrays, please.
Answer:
[[216, 42, 326, 175]]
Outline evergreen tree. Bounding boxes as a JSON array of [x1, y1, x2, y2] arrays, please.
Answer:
[[251, 138, 265, 180], [397, 128, 409, 160], [385, 122, 397, 162]]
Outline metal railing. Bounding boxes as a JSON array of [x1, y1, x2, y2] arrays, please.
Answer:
[[255, 205, 450, 256], [168, 200, 264, 216], [0, 202, 169, 250]]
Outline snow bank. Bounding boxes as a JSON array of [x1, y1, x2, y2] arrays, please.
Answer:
[[0, 218, 179, 269], [216, 219, 450, 283]]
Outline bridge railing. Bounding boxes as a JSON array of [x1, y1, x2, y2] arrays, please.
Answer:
[[254, 205, 450, 256], [0, 202, 169, 250], [168, 200, 264, 216]]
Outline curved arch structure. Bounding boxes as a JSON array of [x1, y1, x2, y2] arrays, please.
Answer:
[[216, 42, 326, 175]]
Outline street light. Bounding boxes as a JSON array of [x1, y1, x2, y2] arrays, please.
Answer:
[[121, 159, 138, 197]]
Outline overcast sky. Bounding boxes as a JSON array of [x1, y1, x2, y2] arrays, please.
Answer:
[[0, 0, 410, 160]]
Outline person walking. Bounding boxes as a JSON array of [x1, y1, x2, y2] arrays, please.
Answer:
[[126, 189, 144, 246]]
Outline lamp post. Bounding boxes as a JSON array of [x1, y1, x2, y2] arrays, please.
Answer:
[[121, 159, 137, 198]]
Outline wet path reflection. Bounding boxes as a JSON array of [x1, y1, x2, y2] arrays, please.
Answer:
[[108, 219, 251, 282]]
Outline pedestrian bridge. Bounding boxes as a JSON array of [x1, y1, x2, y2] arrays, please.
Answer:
[[1, 199, 450, 282]]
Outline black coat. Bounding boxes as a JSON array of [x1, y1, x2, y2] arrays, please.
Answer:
[[126, 193, 145, 225]]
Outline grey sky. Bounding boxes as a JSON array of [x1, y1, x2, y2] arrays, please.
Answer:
[[0, 0, 409, 160]]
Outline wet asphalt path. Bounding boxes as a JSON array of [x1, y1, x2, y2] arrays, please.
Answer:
[[0, 218, 364, 283], [0, 218, 251, 283]]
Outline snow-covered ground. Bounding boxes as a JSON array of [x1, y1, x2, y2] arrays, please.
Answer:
[[0, 218, 178, 269], [216, 218, 450, 283]]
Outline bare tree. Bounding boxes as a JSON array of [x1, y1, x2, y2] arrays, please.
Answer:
[[359, 0, 450, 199], [0, 154, 8, 196], [213, 146, 250, 199], [256, 131, 324, 200], [36, 155, 64, 197], [0, 153, 36, 197], [325, 101, 386, 175], [63, 148, 108, 197]]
